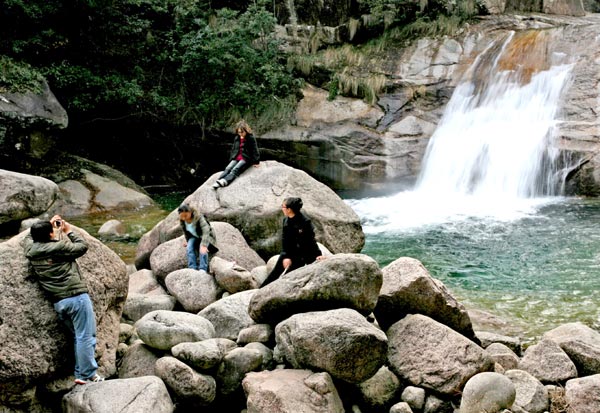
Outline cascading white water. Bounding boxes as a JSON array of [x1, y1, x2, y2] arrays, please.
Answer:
[[416, 37, 573, 200], [348, 30, 575, 232]]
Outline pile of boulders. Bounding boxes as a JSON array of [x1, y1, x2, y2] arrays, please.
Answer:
[[2, 163, 600, 413], [105, 248, 600, 413]]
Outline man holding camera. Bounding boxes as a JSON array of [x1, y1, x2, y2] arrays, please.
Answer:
[[25, 215, 104, 385]]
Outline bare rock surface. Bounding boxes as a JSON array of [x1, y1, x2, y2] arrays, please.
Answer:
[[565, 374, 600, 413], [198, 289, 258, 340], [543, 322, 600, 376], [134, 310, 216, 351], [62, 376, 174, 413], [275, 308, 388, 383], [0, 227, 127, 404], [165, 268, 222, 312], [249, 253, 382, 325], [243, 369, 344, 413], [0, 169, 58, 225], [387, 314, 494, 395], [374, 256, 475, 339]]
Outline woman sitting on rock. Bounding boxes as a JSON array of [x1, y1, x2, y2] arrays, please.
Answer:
[[212, 120, 260, 188], [262, 197, 324, 286]]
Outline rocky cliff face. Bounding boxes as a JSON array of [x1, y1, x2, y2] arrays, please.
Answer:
[[264, 13, 600, 195]]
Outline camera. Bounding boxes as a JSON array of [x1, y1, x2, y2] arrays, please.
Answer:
[[55, 220, 62, 228]]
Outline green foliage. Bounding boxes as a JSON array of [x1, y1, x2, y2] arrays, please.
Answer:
[[328, 75, 339, 101], [177, 2, 299, 130], [0, 0, 300, 132], [0, 56, 44, 93], [0, 0, 475, 131]]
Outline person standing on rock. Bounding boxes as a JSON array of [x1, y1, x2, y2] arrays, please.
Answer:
[[24, 215, 104, 385], [262, 197, 324, 286], [212, 120, 260, 188], [178, 204, 219, 271]]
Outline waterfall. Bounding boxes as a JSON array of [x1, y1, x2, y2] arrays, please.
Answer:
[[348, 30, 575, 232], [416, 31, 574, 199]]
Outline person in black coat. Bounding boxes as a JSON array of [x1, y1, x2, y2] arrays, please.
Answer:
[[262, 197, 324, 286], [213, 120, 260, 188]]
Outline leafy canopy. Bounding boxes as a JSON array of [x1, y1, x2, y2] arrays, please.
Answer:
[[0, 0, 300, 131]]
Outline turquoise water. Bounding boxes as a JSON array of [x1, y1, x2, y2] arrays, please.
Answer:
[[353, 196, 600, 342]]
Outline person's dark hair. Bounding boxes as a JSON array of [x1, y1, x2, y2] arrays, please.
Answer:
[[284, 197, 303, 213], [177, 204, 192, 213], [30, 221, 53, 242], [235, 120, 252, 135]]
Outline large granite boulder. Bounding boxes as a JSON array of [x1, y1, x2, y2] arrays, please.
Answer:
[[0, 228, 127, 410], [164, 268, 222, 313], [374, 257, 475, 339], [243, 369, 344, 413], [387, 314, 494, 395], [0, 169, 58, 225], [275, 308, 388, 383], [543, 322, 600, 376], [198, 290, 258, 340], [134, 310, 216, 351], [135, 161, 364, 267], [45, 158, 156, 217], [0, 73, 68, 174], [565, 374, 600, 413], [62, 376, 174, 413], [248, 253, 382, 325], [155, 356, 217, 406]]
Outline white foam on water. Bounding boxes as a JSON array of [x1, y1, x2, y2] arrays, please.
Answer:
[[349, 34, 574, 233]]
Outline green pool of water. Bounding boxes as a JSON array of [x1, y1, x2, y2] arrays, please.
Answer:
[[359, 197, 600, 342], [68, 192, 186, 264]]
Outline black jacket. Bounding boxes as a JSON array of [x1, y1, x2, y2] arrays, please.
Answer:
[[280, 212, 321, 265], [228, 133, 260, 164]]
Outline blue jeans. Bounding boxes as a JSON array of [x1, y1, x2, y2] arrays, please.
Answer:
[[219, 159, 248, 184], [186, 237, 209, 271], [54, 293, 98, 380]]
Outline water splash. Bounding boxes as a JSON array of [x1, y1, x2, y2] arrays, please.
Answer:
[[417, 35, 573, 199], [349, 29, 575, 231]]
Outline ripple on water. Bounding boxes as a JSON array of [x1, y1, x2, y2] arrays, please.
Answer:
[[355, 196, 600, 342]]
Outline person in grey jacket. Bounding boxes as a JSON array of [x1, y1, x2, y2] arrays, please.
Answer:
[[25, 215, 103, 385], [178, 204, 219, 271]]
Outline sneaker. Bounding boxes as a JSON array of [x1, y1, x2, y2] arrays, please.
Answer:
[[212, 181, 220, 189], [74, 374, 105, 385], [218, 179, 229, 187]]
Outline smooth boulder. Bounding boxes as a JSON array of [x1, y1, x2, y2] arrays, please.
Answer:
[[249, 253, 382, 325], [275, 308, 388, 383], [387, 314, 493, 395], [62, 376, 174, 413], [243, 369, 344, 413], [0, 228, 127, 404], [135, 161, 364, 266], [0, 169, 58, 225], [134, 310, 216, 350]]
